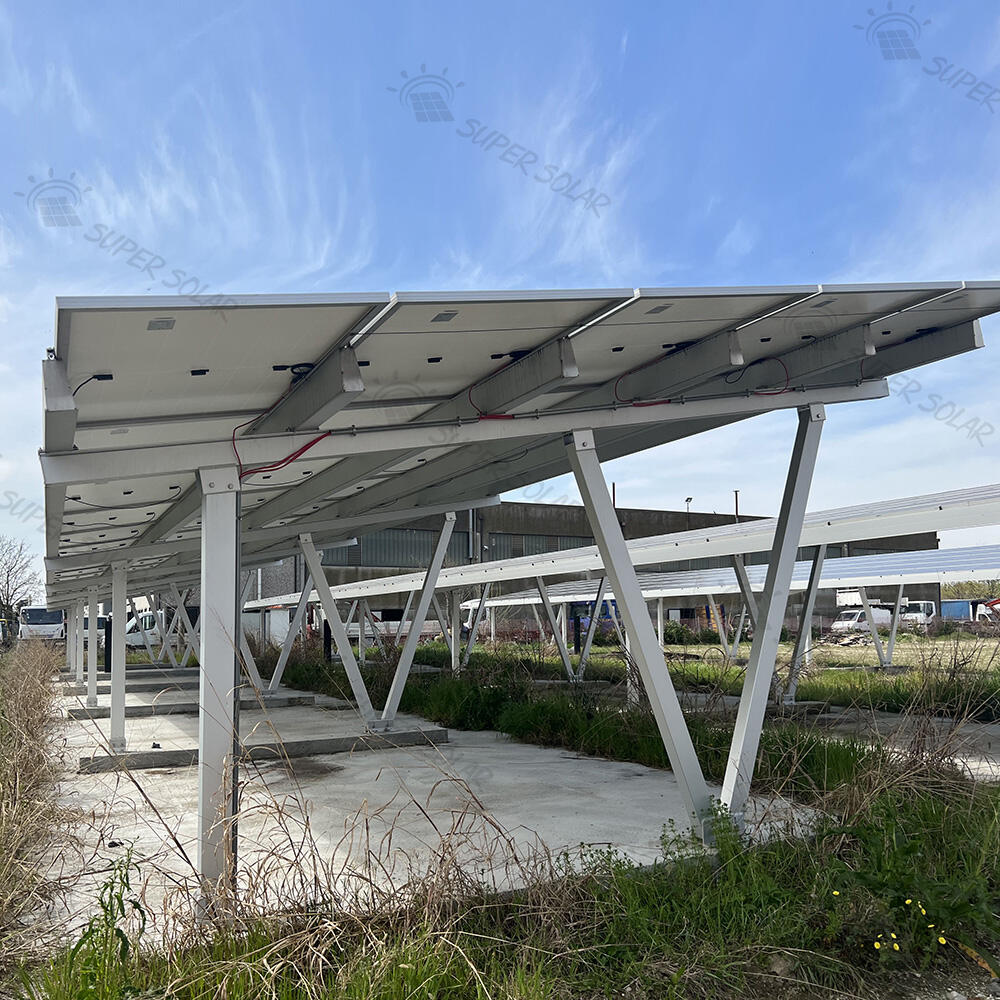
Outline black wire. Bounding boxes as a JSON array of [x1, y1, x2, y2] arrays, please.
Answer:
[[66, 486, 182, 511], [72, 375, 96, 396]]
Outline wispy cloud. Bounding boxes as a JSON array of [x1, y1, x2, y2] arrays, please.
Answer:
[[0, 5, 32, 113]]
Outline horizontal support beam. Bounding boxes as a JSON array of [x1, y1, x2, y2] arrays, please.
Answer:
[[247, 347, 365, 434], [471, 338, 578, 414], [46, 496, 500, 575], [41, 382, 888, 488]]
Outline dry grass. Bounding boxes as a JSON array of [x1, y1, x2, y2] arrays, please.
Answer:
[[0, 642, 70, 967]]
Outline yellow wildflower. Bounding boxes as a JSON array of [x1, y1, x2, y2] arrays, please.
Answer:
[[905, 898, 912, 904], [893, 943, 900, 951], [832, 890, 840, 896], [938, 936, 947, 945], [874, 942, 881, 950]]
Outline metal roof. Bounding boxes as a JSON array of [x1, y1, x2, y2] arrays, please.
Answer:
[[465, 543, 1000, 608], [245, 482, 1000, 608], [42, 281, 1000, 603]]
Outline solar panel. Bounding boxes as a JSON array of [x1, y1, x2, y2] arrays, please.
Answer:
[[42, 281, 1000, 602], [244, 483, 1000, 610], [469, 544, 1000, 607]]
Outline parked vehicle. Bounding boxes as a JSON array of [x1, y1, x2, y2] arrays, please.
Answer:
[[900, 600, 936, 627], [941, 598, 996, 623], [81, 615, 108, 648], [830, 606, 892, 633], [124, 606, 200, 647], [17, 606, 65, 641]]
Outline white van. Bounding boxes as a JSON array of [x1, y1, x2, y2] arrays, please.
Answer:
[[124, 607, 199, 647], [831, 606, 892, 633], [17, 606, 65, 641]]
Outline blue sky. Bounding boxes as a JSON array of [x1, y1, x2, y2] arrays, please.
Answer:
[[2, 0, 1000, 560]]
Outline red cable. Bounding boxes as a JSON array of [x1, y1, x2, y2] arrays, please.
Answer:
[[241, 431, 331, 479]]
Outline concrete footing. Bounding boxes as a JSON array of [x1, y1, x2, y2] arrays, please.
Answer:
[[67, 693, 318, 720], [79, 726, 449, 773]]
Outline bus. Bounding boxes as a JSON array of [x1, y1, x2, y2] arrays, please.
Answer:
[[17, 606, 65, 641]]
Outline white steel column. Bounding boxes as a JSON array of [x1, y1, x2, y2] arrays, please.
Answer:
[[578, 576, 607, 679], [74, 599, 85, 684], [656, 597, 664, 646], [299, 534, 375, 721], [858, 588, 888, 669], [729, 605, 748, 659], [364, 602, 389, 657], [395, 591, 414, 644], [460, 583, 491, 670], [530, 604, 545, 640], [432, 594, 453, 656], [158, 595, 180, 668], [109, 561, 127, 753], [86, 587, 99, 708], [706, 593, 726, 657], [129, 597, 157, 665], [886, 584, 904, 667], [65, 605, 75, 674], [450, 591, 461, 674], [380, 512, 456, 727], [196, 467, 241, 890], [357, 599, 367, 666], [489, 606, 496, 643], [268, 575, 312, 692], [537, 577, 574, 679], [785, 543, 826, 704], [721, 405, 824, 823], [566, 430, 713, 836], [730, 556, 758, 628], [170, 586, 199, 666], [237, 575, 264, 691]]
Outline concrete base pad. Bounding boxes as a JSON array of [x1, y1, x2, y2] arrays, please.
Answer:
[[67, 693, 317, 720], [64, 679, 201, 695], [79, 726, 449, 772]]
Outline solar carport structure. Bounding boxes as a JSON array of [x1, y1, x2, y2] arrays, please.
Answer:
[[39, 281, 1000, 889], [464, 541, 1000, 690]]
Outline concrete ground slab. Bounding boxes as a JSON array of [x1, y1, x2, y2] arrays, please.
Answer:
[[59, 702, 804, 921]]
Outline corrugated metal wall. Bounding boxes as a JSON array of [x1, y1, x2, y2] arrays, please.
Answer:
[[323, 528, 469, 568]]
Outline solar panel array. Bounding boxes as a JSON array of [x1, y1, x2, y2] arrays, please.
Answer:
[[468, 544, 1000, 608], [43, 281, 1000, 602]]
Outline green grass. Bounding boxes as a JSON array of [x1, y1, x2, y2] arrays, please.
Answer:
[[21, 639, 1000, 998], [22, 765, 1000, 999]]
